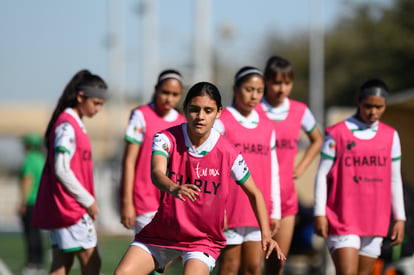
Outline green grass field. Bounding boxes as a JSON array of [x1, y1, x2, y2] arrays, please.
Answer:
[[0, 233, 131, 274], [0, 233, 219, 275]]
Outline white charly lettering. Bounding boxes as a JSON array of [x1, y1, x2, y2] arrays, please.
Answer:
[[195, 162, 220, 178]]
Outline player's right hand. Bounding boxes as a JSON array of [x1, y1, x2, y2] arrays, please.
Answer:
[[314, 216, 328, 238], [87, 201, 99, 221], [121, 202, 136, 229], [270, 218, 281, 237]]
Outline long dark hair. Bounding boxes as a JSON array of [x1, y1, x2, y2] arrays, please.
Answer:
[[44, 69, 107, 148]]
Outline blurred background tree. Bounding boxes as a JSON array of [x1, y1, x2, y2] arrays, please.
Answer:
[[261, 0, 414, 109]]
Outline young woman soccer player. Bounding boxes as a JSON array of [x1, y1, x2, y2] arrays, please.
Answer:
[[214, 67, 281, 275], [120, 69, 185, 233], [32, 69, 107, 275], [115, 82, 285, 275], [257, 56, 323, 275], [313, 78, 405, 275]]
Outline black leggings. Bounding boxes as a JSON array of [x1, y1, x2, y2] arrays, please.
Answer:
[[21, 205, 44, 266]]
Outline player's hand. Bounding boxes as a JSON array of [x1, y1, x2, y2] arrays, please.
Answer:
[[391, 220, 405, 246], [87, 201, 98, 221], [270, 218, 281, 237], [293, 165, 305, 179], [17, 203, 26, 217], [314, 216, 328, 238], [120, 202, 136, 229], [261, 236, 286, 261], [172, 184, 200, 202]]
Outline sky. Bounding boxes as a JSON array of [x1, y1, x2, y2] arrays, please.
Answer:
[[0, 0, 392, 105]]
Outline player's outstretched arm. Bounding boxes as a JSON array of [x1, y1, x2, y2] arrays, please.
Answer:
[[240, 176, 286, 261]]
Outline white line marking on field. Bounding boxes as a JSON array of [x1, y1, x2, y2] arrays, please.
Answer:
[[0, 258, 12, 275]]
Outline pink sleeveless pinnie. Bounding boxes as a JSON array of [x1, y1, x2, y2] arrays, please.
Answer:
[[219, 109, 273, 228], [136, 125, 241, 260], [127, 104, 185, 215], [325, 121, 394, 236], [257, 99, 306, 217], [32, 112, 94, 229]]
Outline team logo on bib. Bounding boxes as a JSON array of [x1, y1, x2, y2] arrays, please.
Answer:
[[195, 162, 220, 178]]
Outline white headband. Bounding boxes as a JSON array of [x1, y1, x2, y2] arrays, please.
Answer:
[[158, 73, 182, 83], [360, 86, 389, 99], [235, 69, 263, 83]]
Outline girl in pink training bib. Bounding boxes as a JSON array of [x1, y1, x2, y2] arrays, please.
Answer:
[[313, 78, 406, 275], [32, 70, 107, 275], [215, 66, 281, 275], [120, 69, 185, 233], [257, 56, 323, 275], [115, 82, 285, 275]]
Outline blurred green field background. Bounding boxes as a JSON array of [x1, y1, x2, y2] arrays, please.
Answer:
[[0, 233, 130, 274]]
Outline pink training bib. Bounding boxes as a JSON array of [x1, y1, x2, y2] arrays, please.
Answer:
[[136, 125, 240, 260], [325, 121, 394, 236], [219, 108, 273, 228], [32, 112, 94, 229]]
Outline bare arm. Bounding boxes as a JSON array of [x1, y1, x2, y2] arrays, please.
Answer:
[[120, 141, 140, 229], [294, 127, 323, 179], [240, 176, 285, 261]]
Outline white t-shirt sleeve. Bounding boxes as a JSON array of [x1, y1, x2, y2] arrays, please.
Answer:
[[301, 107, 318, 134], [55, 122, 76, 156], [391, 131, 401, 160], [390, 131, 405, 220], [230, 154, 250, 185], [314, 134, 335, 216], [320, 133, 336, 160], [54, 122, 94, 208], [270, 130, 281, 219], [213, 119, 225, 135], [125, 109, 146, 144], [54, 152, 95, 208], [313, 157, 334, 216], [152, 132, 172, 158]]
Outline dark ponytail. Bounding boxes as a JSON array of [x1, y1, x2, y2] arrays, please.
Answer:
[[44, 70, 107, 148]]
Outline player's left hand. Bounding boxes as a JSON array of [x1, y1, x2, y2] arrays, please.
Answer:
[[391, 220, 405, 246], [293, 165, 305, 179], [262, 237, 286, 262]]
